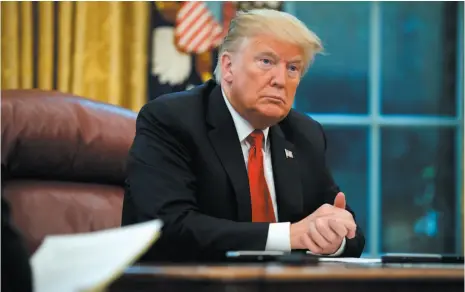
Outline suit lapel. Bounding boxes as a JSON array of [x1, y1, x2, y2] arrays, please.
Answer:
[[206, 85, 251, 222], [269, 125, 303, 222]]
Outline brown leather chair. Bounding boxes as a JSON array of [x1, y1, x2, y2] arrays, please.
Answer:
[[1, 89, 137, 255]]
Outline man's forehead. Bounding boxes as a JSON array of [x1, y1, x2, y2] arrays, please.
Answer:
[[247, 37, 304, 61]]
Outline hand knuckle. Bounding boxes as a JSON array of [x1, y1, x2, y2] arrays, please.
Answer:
[[319, 204, 331, 211], [343, 210, 354, 219], [308, 220, 315, 229], [315, 217, 325, 227]]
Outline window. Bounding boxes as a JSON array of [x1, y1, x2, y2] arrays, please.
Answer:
[[287, 1, 463, 256]]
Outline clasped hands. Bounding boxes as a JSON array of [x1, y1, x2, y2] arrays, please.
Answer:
[[290, 192, 356, 255]]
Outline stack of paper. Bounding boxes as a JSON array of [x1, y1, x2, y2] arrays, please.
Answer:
[[30, 220, 163, 292]]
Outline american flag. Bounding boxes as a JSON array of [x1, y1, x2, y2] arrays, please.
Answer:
[[175, 1, 226, 54]]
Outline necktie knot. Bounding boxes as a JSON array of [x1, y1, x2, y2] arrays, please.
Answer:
[[248, 130, 264, 149]]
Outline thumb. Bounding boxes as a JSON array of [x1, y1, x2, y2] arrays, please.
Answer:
[[333, 192, 346, 209]]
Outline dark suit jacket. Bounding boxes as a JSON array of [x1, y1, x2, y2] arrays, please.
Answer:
[[122, 80, 365, 262], [2, 165, 33, 292]]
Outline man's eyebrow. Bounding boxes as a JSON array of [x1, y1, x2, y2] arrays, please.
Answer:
[[256, 51, 303, 64], [257, 51, 280, 59], [288, 57, 303, 64]]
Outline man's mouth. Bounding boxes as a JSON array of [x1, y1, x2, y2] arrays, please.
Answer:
[[263, 95, 285, 104]]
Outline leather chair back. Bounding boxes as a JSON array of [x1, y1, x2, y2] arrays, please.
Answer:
[[1, 89, 137, 254]]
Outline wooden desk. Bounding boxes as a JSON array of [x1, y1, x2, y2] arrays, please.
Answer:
[[110, 263, 464, 292]]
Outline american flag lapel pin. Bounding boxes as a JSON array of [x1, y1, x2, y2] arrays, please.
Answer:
[[285, 149, 293, 159]]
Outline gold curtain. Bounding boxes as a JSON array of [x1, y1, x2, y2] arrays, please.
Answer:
[[1, 1, 149, 112]]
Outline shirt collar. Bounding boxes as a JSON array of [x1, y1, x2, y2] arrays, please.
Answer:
[[221, 88, 269, 148]]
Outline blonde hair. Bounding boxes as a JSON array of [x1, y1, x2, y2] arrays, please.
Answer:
[[214, 9, 324, 83]]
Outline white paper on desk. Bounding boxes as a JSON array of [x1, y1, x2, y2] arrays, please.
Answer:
[[312, 256, 381, 264], [30, 219, 163, 292]]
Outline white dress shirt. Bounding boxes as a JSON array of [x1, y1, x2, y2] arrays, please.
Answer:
[[222, 90, 346, 255]]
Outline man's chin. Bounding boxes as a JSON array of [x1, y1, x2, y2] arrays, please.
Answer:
[[255, 107, 289, 124]]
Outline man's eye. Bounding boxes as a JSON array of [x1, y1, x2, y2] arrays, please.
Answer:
[[261, 58, 272, 65]]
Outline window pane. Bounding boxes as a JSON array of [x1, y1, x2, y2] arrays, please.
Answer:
[[381, 127, 457, 253], [294, 2, 370, 114], [324, 126, 368, 252], [381, 2, 458, 115]]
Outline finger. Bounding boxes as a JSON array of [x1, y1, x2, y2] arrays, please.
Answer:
[[329, 217, 357, 239], [314, 205, 353, 220], [333, 192, 346, 209], [309, 221, 330, 249], [315, 217, 340, 244], [327, 218, 348, 238], [340, 219, 356, 239], [315, 209, 354, 223], [301, 233, 323, 254], [340, 218, 356, 239], [347, 227, 357, 239]]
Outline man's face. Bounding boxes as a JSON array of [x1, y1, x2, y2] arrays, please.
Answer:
[[222, 35, 304, 128]]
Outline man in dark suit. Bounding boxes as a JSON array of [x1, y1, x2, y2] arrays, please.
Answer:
[[122, 9, 365, 262]]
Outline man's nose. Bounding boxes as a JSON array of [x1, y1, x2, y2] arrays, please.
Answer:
[[271, 64, 286, 88]]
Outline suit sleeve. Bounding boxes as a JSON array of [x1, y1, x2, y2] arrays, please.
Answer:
[[317, 122, 366, 257], [125, 102, 269, 261]]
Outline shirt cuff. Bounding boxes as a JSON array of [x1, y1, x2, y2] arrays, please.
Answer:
[[307, 237, 347, 256], [265, 222, 291, 251]]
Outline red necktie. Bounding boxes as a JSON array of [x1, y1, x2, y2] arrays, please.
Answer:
[[247, 130, 276, 223]]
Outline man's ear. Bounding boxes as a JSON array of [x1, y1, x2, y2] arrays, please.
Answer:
[[221, 52, 234, 83]]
